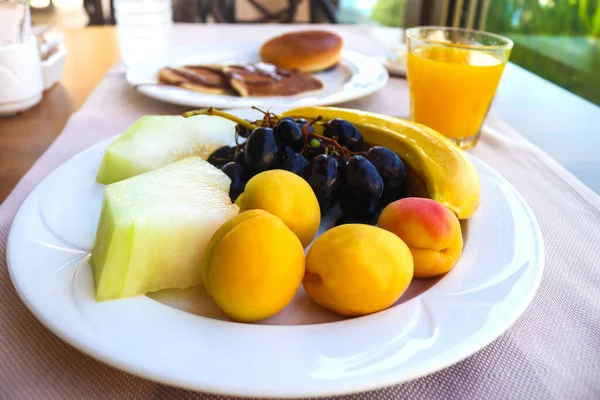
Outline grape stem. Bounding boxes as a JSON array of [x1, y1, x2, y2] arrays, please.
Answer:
[[247, 107, 352, 157], [183, 108, 258, 131], [185, 107, 359, 159], [296, 115, 354, 157], [306, 130, 352, 158], [251, 106, 282, 127], [234, 127, 244, 148]]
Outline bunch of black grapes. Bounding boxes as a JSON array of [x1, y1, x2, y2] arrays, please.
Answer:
[[207, 114, 408, 226]]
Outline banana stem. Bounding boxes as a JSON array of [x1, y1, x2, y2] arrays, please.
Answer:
[[183, 108, 258, 131]]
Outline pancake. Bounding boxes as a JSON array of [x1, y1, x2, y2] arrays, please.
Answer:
[[224, 64, 323, 97], [158, 62, 324, 97], [158, 66, 235, 95]]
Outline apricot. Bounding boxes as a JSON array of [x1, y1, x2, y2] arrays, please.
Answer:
[[304, 224, 413, 316], [378, 197, 463, 278], [236, 170, 320, 247], [203, 210, 305, 322]]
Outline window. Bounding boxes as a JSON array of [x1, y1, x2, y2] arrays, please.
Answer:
[[484, 0, 600, 105]]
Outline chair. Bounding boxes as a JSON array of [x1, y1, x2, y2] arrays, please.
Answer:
[[211, 0, 303, 23], [211, 0, 339, 23], [172, 0, 212, 22], [84, 0, 339, 26], [310, 0, 338, 23], [84, 0, 106, 25]]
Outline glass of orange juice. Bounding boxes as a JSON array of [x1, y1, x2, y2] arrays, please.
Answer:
[[405, 27, 513, 149]]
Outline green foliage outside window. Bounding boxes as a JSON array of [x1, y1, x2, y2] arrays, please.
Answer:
[[477, 0, 599, 105], [371, 0, 406, 27]]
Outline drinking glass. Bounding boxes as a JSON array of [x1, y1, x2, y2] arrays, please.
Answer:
[[114, 0, 173, 67], [405, 26, 513, 149]]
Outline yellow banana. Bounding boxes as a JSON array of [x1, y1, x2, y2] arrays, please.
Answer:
[[282, 107, 480, 219]]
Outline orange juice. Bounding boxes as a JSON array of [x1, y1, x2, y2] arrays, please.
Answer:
[[407, 46, 507, 140]]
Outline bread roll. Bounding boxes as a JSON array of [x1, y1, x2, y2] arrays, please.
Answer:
[[260, 30, 343, 73]]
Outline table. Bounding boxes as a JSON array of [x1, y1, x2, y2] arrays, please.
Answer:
[[1, 23, 599, 400], [493, 63, 600, 194], [0, 25, 599, 204]]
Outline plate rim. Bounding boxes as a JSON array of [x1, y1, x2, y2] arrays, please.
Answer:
[[6, 126, 544, 398]]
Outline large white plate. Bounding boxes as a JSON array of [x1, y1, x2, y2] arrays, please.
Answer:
[[126, 42, 389, 109], [7, 110, 543, 397]]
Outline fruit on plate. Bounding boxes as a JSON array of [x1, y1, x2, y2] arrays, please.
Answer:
[[304, 154, 342, 214], [378, 197, 463, 278], [193, 108, 406, 224], [96, 115, 236, 184], [202, 210, 305, 322], [90, 157, 239, 301], [324, 118, 365, 152], [366, 145, 408, 206], [337, 155, 384, 222], [304, 224, 414, 316], [220, 161, 246, 202], [281, 107, 480, 219], [236, 170, 320, 247], [244, 127, 279, 175]]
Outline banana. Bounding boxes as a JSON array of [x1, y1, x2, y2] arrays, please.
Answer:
[[282, 107, 480, 220]]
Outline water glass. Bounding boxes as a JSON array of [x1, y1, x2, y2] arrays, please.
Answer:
[[114, 0, 173, 67]]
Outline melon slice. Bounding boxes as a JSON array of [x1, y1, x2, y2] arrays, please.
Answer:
[[90, 157, 239, 301], [96, 115, 236, 185]]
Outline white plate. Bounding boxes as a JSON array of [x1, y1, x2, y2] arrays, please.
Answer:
[[126, 42, 389, 109], [382, 44, 407, 77], [7, 110, 543, 397]]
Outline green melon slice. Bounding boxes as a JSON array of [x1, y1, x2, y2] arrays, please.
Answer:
[[96, 115, 236, 185], [90, 157, 239, 301]]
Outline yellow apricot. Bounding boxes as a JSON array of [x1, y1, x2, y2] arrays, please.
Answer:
[[203, 210, 305, 322], [236, 170, 320, 247], [304, 224, 414, 316]]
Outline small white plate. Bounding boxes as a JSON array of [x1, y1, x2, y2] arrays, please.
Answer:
[[42, 45, 67, 90], [7, 110, 543, 397], [383, 44, 407, 77], [126, 42, 389, 109]]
